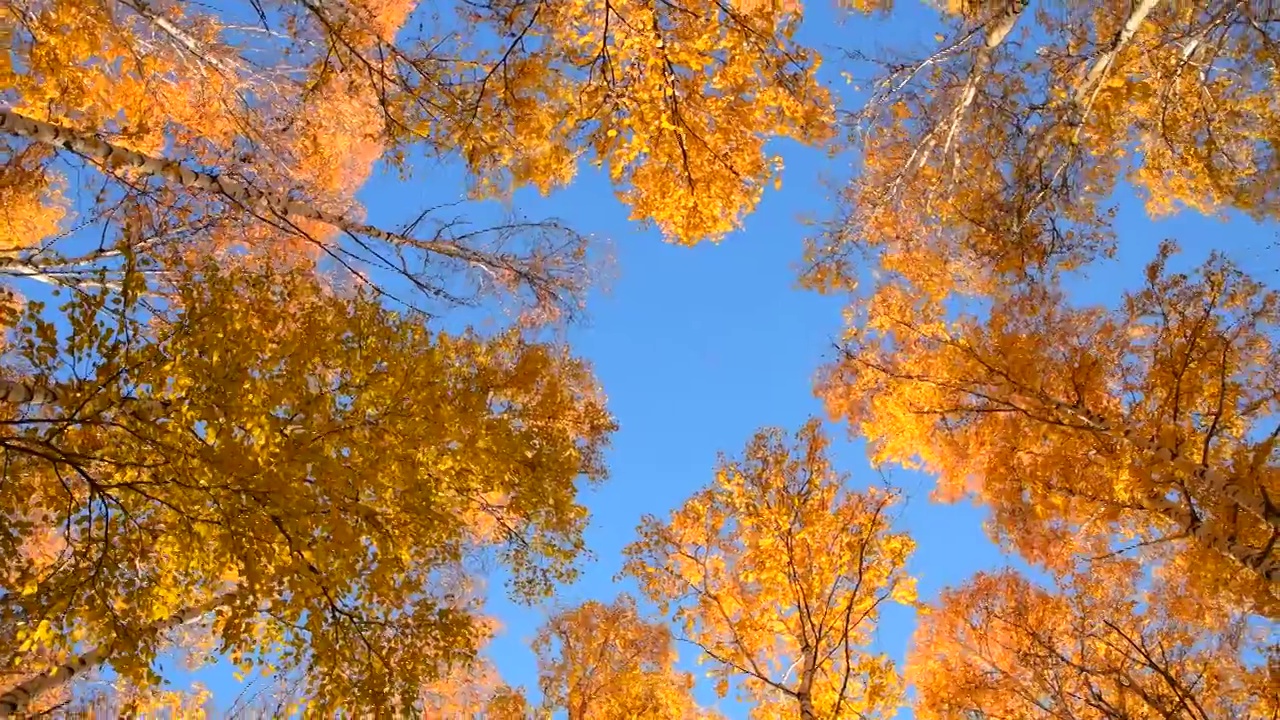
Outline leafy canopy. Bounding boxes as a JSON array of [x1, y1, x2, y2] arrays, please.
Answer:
[[0, 250, 615, 711], [533, 594, 720, 720], [624, 419, 915, 720]]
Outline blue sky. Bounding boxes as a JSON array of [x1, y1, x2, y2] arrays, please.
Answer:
[[470, 155, 1015, 716], [365, 2, 1016, 715], [40, 0, 1275, 715]]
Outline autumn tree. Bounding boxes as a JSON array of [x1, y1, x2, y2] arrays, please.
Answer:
[[0, 0, 854, 303], [532, 593, 719, 720], [820, 242, 1280, 619], [416, 616, 532, 720], [807, 0, 1280, 304], [624, 419, 915, 720], [909, 563, 1278, 720], [268, 0, 841, 244], [0, 250, 615, 715], [0, 0, 631, 714], [793, 9, 1280, 706]]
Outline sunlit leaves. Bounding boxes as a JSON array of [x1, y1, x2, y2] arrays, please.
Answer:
[[534, 594, 718, 720], [416, 618, 531, 719], [0, 143, 66, 256], [819, 246, 1280, 617], [0, 251, 615, 712], [4, 0, 849, 260], [624, 419, 913, 720], [422, 0, 840, 243], [910, 566, 1278, 720]]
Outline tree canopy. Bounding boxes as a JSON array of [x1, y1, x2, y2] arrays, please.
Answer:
[[2, 0, 1277, 717], [624, 420, 914, 720]]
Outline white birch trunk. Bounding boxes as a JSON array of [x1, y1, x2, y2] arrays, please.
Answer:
[[1016, 0, 1162, 226], [0, 109, 482, 266], [908, 0, 1028, 173], [0, 592, 236, 717], [0, 379, 168, 420]]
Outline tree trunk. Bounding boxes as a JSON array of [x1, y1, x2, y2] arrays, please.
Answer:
[[796, 646, 818, 720], [1015, 0, 1162, 227], [0, 379, 61, 405], [0, 378, 169, 420], [0, 109, 479, 265], [797, 692, 818, 720], [932, 0, 1028, 163], [902, 0, 1028, 175], [0, 591, 236, 717]]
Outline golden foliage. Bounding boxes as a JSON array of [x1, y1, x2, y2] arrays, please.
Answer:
[[81, 682, 215, 719], [413, 0, 839, 244], [624, 419, 913, 720], [820, 245, 1280, 617], [417, 620, 530, 719], [810, 4, 1280, 717], [910, 565, 1278, 720], [534, 594, 719, 720], [0, 251, 614, 712], [1, 0, 850, 253], [0, 144, 65, 257]]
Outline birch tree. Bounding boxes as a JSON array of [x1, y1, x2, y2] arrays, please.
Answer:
[[807, 0, 1280, 301], [820, 243, 1280, 617], [0, 250, 614, 714], [624, 420, 915, 720]]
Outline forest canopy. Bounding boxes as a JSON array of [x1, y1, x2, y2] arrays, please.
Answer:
[[0, 0, 1275, 717]]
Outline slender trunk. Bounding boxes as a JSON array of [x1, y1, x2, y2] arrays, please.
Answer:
[[117, 0, 237, 77], [909, 0, 1028, 173], [0, 646, 110, 718], [0, 379, 169, 420], [0, 591, 236, 717], [1015, 0, 1162, 226], [0, 379, 61, 406], [936, 0, 1028, 159], [796, 646, 818, 720], [0, 109, 480, 266], [1075, 0, 1163, 100], [797, 693, 818, 720]]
